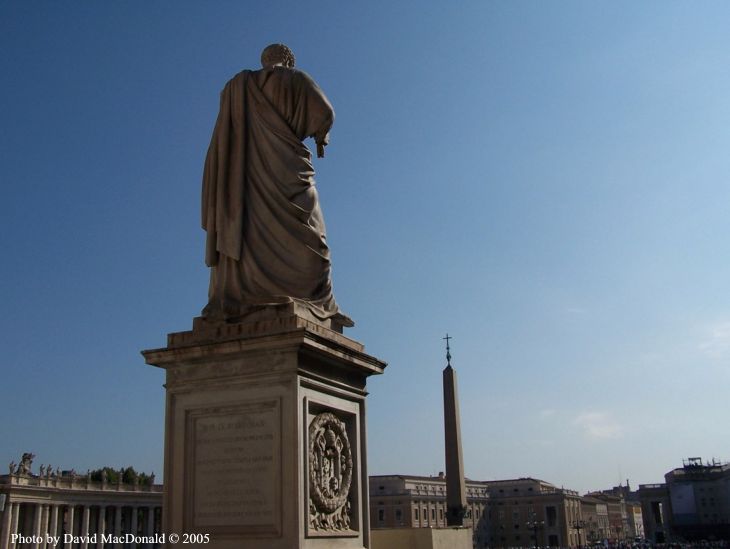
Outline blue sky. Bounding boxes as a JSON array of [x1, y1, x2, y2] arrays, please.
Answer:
[[1, 2, 729, 494]]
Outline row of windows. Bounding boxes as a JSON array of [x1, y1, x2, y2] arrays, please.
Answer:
[[375, 504, 483, 524], [496, 505, 558, 527], [496, 487, 535, 493], [414, 507, 442, 521], [376, 483, 489, 496], [376, 508, 403, 522]]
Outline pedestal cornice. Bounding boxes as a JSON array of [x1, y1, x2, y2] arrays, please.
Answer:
[[141, 313, 386, 381]]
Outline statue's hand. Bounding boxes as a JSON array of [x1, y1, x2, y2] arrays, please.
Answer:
[[314, 130, 330, 158]]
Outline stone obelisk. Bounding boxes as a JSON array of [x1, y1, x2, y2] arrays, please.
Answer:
[[442, 334, 467, 526]]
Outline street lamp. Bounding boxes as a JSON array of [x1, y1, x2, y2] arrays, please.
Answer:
[[572, 520, 586, 548], [526, 514, 545, 549]]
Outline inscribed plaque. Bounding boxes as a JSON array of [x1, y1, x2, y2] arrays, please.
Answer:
[[185, 400, 281, 535]]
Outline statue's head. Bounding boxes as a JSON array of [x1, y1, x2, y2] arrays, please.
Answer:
[[261, 43, 296, 69]]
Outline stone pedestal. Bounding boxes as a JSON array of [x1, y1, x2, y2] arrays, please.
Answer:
[[142, 305, 385, 549], [371, 527, 472, 549]]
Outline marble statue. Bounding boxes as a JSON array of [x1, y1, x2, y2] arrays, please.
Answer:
[[201, 44, 352, 328], [17, 453, 34, 475]]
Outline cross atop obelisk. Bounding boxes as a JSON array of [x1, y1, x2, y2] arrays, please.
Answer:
[[444, 333, 452, 366], [442, 333, 467, 526]]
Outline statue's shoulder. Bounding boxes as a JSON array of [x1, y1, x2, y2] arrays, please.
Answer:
[[219, 70, 253, 97], [228, 70, 252, 85], [290, 67, 316, 84]]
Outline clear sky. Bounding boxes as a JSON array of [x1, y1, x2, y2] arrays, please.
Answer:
[[1, 2, 729, 494]]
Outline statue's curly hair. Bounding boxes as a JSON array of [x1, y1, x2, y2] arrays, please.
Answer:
[[260, 43, 296, 69]]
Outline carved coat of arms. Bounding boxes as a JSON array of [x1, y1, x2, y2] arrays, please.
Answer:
[[308, 412, 353, 532]]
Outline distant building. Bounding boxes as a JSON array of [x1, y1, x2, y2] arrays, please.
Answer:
[[1, 457, 162, 549], [626, 500, 645, 540], [369, 474, 592, 549], [585, 492, 631, 542], [487, 478, 583, 548], [369, 474, 489, 547], [665, 457, 730, 541], [581, 496, 610, 543], [587, 481, 647, 543], [638, 483, 672, 543], [638, 457, 730, 543], [599, 482, 639, 502]]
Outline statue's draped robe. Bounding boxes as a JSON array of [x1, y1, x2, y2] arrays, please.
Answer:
[[202, 67, 346, 323]]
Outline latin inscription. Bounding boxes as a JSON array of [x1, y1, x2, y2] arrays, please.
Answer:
[[190, 402, 279, 529]]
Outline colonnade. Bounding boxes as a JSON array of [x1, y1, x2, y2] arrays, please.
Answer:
[[0, 502, 161, 549]]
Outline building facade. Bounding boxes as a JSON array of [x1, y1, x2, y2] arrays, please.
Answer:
[[626, 501, 644, 540], [369, 474, 489, 547], [370, 459, 730, 547], [369, 475, 592, 548], [1, 459, 162, 549], [585, 493, 630, 542], [581, 497, 610, 543], [638, 458, 730, 543], [664, 458, 730, 541], [638, 483, 672, 543], [486, 478, 584, 548], [586, 482, 649, 543]]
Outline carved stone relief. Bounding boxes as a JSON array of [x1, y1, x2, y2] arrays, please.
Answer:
[[308, 412, 353, 532]]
